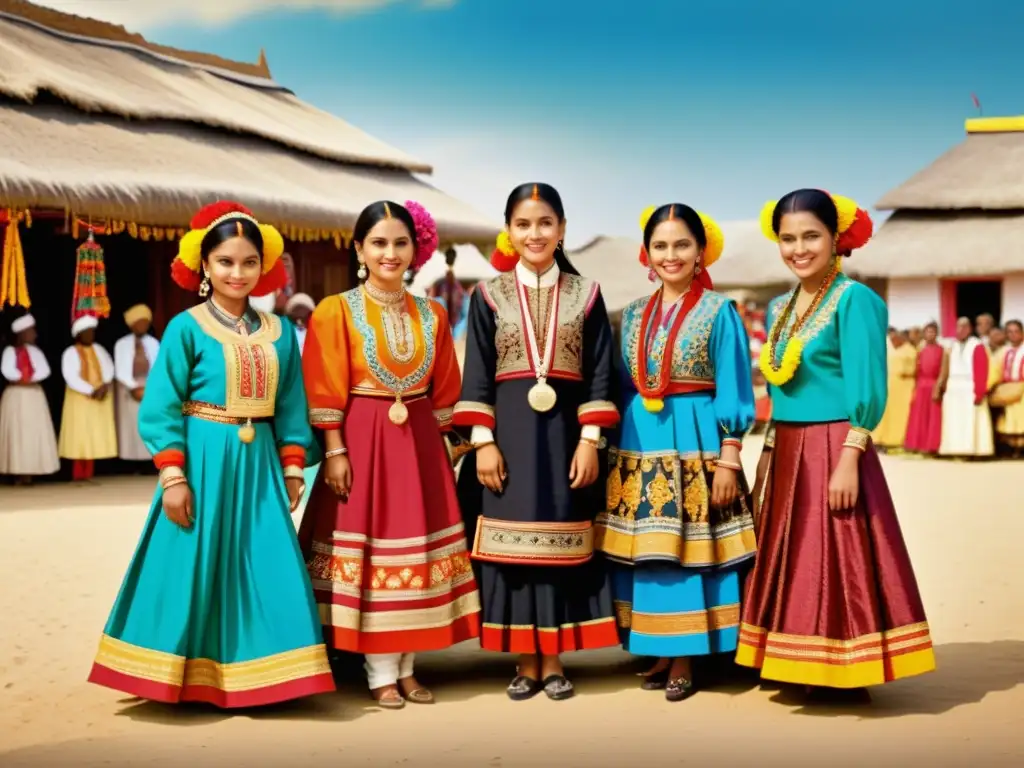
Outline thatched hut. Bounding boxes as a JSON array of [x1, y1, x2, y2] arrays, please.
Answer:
[[0, 0, 497, 477], [0, 0, 496, 333], [854, 117, 1024, 334]]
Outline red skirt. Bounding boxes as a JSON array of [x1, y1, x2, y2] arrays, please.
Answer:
[[904, 379, 942, 453], [736, 421, 936, 688], [298, 396, 481, 654]]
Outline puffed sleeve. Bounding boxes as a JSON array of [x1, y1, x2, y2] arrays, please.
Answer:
[[710, 301, 755, 447], [0, 347, 18, 382], [452, 284, 497, 439], [836, 283, 889, 450], [302, 295, 350, 431], [428, 300, 462, 432], [273, 316, 319, 469], [138, 313, 194, 470], [576, 286, 620, 440]]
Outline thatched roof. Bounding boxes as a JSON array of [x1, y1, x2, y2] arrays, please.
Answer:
[[569, 221, 794, 311], [0, 2, 499, 246], [850, 210, 1024, 278], [876, 130, 1024, 211]]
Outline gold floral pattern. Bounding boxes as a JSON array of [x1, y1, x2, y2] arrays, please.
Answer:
[[594, 448, 756, 568], [481, 272, 597, 381]]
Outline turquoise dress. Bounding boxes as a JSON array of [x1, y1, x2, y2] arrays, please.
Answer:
[[596, 290, 757, 657], [87, 302, 335, 708]]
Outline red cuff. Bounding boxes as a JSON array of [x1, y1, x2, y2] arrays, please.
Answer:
[[153, 449, 185, 470], [452, 401, 496, 430], [279, 445, 306, 468], [578, 400, 620, 428]]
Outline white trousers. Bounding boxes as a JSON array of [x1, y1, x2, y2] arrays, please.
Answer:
[[364, 653, 416, 689]]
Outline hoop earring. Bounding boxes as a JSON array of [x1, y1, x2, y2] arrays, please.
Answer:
[[199, 272, 211, 297], [357, 261, 367, 280]]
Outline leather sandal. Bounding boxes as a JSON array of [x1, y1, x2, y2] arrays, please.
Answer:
[[398, 677, 434, 704], [370, 685, 406, 709]]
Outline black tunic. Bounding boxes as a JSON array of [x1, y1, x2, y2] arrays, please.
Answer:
[[454, 268, 620, 654]]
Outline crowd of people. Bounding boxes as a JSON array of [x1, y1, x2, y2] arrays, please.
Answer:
[[871, 315, 1023, 458], [5, 186, 939, 712]]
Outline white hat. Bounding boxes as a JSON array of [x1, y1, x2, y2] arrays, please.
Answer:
[[71, 315, 99, 338], [10, 314, 35, 334], [285, 292, 315, 313]]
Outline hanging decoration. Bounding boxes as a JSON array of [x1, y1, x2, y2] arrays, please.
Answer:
[[0, 209, 31, 309], [70, 227, 111, 321]]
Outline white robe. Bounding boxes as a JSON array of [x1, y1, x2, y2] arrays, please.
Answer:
[[939, 337, 994, 456], [113, 333, 160, 460], [0, 345, 60, 475]]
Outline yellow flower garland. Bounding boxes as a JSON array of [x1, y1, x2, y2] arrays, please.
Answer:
[[759, 335, 803, 386]]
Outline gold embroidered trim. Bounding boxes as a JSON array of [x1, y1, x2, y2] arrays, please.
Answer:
[[577, 400, 618, 418], [433, 407, 453, 427], [182, 401, 270, 424], [453, 401, 495, 418], [472, 517, 593, 564], [843, 427, 870, 451], [309, 407, 344, 425], [93, 634, 330, 691]]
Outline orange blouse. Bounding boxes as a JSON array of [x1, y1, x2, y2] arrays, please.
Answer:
[[303, 287, 461, 432]]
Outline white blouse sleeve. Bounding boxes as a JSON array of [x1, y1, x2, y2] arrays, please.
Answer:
[[0, 347, 19, 382], [61, 347, 94, 395]]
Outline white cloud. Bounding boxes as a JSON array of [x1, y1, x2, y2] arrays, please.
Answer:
[[31, 0, 455, 29]]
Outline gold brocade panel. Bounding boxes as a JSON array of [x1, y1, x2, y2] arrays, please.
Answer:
[[482, 272, 597, 381], [188, 307, 282, 418], [596, 448, 756, 568]]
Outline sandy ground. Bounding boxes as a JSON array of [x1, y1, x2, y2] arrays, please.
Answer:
[[1, 443, 1022, 768]]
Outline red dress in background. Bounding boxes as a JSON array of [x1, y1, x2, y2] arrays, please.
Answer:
[[903, 343, 944, 454]]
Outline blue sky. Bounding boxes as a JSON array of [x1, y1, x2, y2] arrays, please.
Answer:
[[90, 0, 1024, 245]]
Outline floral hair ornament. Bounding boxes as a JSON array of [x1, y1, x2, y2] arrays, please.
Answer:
[[403, 200, 439, 271], [170, 201, 286, 296], [637, 204, 724, 290], [759, 191, 874, 256]]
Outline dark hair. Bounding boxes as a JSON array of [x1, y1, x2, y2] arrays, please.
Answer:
[[1006, 319, 1023, 332], [200, 216, 265, 262], [771, 188, 839, 236], [503, 183, 580, 276], [352, 201, 418, 250], [642, 203, 707, 252], [924, 321, 939, 332]]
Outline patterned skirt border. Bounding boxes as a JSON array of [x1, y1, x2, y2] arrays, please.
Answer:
[[735, 621, 937, 688], [87, 635, 335, 708], [480, 617, 620, 655]]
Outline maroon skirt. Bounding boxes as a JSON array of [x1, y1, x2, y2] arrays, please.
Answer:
[[297, 395, 481, 654], [736, 421, 936, 688]]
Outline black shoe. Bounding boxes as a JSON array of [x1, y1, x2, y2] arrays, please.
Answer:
[[542, 674, 575, 701], [506, 675, 543, 701], [665, 676, 695, 702], [640, 668, 670, 691]]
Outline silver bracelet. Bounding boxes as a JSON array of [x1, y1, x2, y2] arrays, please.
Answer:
[[324, 447, 348, 459]]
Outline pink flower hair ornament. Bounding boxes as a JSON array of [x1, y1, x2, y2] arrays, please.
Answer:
[[404, 200, 439, 271]]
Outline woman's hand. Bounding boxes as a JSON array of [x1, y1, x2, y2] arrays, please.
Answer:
[[711, 466, 739, 508], [828, 450, 860, 512], [285, 476, 305, 512], [476, 443, 506, 493], [162, 483, 193, 529], [569, 441, 599, 489], [324, 454, 352, 498], [931, 383, 943, 402]]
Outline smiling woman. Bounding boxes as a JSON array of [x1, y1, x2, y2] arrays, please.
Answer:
[[455, 183, 622, 702], [87, 201, 334, 708]]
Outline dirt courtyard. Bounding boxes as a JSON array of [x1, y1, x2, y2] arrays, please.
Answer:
[[1, 444, 1022, 767]]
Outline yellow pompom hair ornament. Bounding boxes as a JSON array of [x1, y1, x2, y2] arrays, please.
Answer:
[[759, 191, 873, 255], [170, 202, 286, 297]]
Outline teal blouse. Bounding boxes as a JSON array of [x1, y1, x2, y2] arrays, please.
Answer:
[[138, 305, 317, 464], [764, 274, 888, 430]]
